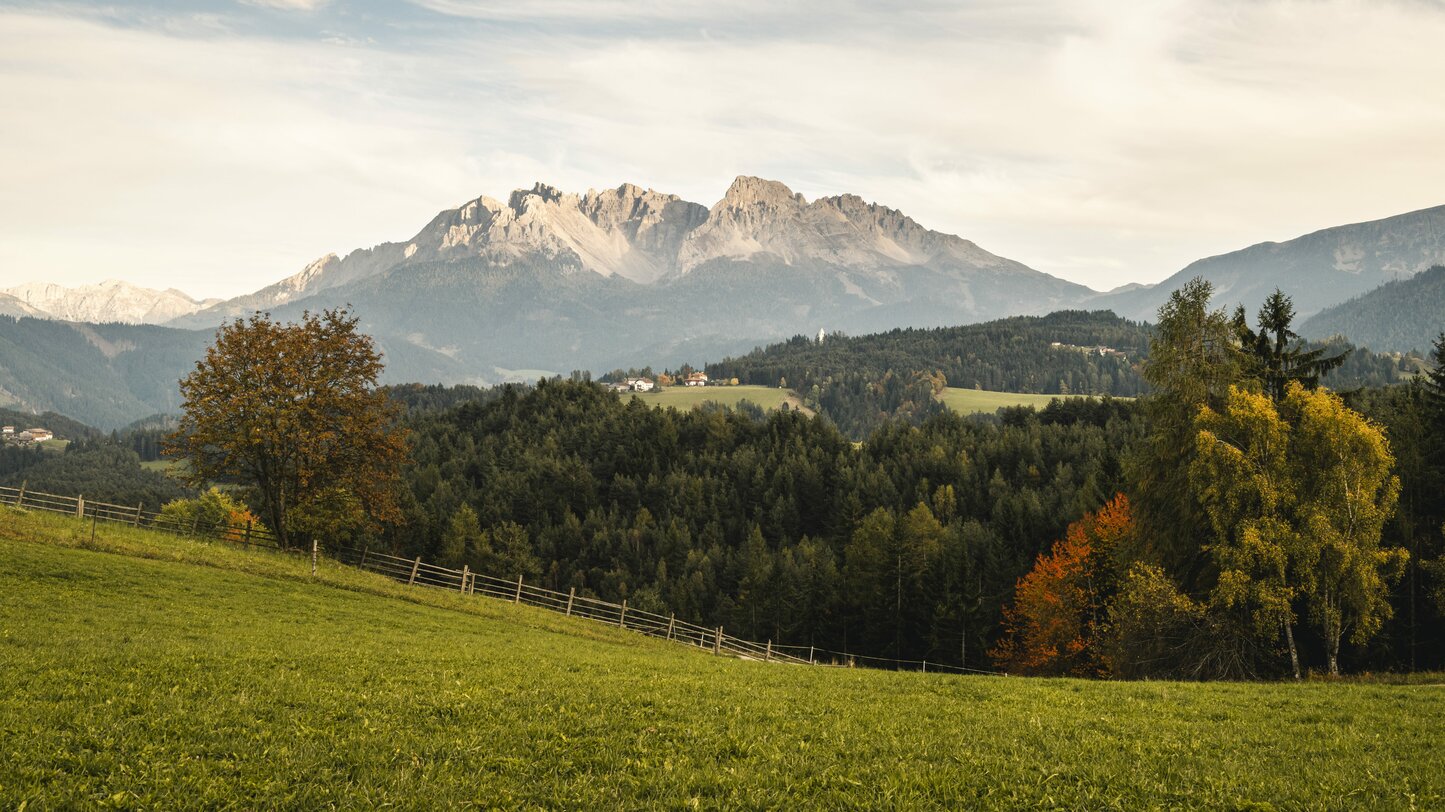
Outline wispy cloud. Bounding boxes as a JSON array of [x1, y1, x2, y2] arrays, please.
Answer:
[[1, 1, 1443, 296], [240, 0, 330, 10]]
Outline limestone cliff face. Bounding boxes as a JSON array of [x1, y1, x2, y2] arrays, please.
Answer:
[[675, 177, 1030, 278]]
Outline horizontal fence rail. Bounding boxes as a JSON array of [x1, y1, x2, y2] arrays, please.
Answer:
[[2, 482, 999, 676]]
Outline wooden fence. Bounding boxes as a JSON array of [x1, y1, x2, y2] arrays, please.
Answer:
[[333, 546, 999, 674], [0, 481, 282, 549], [334, 546, 813, 665], [2, 481, 997, 675]]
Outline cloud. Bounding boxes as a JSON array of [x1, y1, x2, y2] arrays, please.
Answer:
[[2, 1, 1444, 297], [240, 0, 330, 10]]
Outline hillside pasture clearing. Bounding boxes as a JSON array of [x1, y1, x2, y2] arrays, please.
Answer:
[[627, 384, 802, 412], [938, 387, 1116, 415]]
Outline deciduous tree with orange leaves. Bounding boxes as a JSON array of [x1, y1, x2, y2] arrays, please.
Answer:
[[991, 494, 1133, 676]]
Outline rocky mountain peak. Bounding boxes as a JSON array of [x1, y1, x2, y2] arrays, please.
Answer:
[[719, 176, 807, 209]]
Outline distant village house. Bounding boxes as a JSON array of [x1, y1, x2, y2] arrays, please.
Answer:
[[623, 377, 655, 392], [1049, 341, 1126, 359], [684, 372, 709, 387], [9, 427, 53, 444]]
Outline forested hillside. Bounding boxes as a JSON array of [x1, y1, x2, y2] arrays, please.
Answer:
[[1302, 265, 1445, 353], [385, 379, 1142, 669], [703, 310, 1418, 438], [0, 316, 210, 429], [0, 440, 192, 511]]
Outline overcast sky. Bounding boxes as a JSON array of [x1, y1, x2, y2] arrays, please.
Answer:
[[3, 0, 1444, 299]]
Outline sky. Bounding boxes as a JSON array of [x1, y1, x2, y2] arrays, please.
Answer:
[[2, 0, 1444, 300]]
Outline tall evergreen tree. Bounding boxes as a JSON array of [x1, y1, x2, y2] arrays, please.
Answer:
[[1234, 290, 1348, 403]]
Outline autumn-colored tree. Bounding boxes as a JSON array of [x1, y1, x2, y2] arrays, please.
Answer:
[[1193, 383, 1405, 676], [991, 493, 1132, 675], [1282, 382, 1406, 675], [167, 309, 409, 550]]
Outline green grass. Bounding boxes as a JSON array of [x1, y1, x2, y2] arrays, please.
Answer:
[[629, 384, 800, 412], [938, 387, 1113, 415], [3, 508, 1443, 809]]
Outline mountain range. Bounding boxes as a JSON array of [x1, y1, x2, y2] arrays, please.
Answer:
[[0, 280, 220, 325], [2, 176, 1443, 428], [154, 176, 1097, 384]]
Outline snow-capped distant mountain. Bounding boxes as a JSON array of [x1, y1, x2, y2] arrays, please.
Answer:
[[2, 280, 220, 325]]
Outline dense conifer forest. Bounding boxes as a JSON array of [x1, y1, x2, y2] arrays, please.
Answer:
[[385, 380, 1142, 668]]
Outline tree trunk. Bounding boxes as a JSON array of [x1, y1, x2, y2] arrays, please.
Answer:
[[1326, 616, 1342, 677], [1284, 620, 1301, 680]]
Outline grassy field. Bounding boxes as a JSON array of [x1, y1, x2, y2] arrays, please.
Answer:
[[629, 384, 801, 413], [938, 387, 1113, 415], [3, 508, 1443, 809], [139, 458, 185, 474]]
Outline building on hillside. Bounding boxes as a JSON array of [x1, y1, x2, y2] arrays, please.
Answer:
[[1, 426, 13, 437], [625, 377, 655, 392], [684, 372, 709, 387], [24, 428, 52, 442], [607, 382, 633, 393]]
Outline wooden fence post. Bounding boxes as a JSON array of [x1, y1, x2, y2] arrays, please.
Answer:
[[809, 645, 815, 665], [565, 587, 575, 616], [133, 502, 143, 527], [190, 514, 199, 537], [714, 627, 723, 655], [513, 574, 523, 604], [766, 640, 772, 662], [922, 660, 927, 674], [244, 521, 252, 545], [359, 547, 368, 569], [666, 614, 675, 640], [90, 515, 98, 544], [15, 480, 25, 508], [461, 565, 470, 593], [619, 600, 627, 629], [76, 494, 84, 518], [311, 538, 318, 576], [408, 557, 421, 585]]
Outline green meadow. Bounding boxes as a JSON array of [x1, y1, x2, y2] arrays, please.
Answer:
[[628, 384, 799, 412], [2, 506, 1441, 809], [938, 387, 1109, 415]]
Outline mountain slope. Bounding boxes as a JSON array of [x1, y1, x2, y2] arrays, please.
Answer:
[[3, 280, 219, 325], [0, 316, 211, 429], [1301, 265, 1445, 352], [1092, 204, 1445, 321]]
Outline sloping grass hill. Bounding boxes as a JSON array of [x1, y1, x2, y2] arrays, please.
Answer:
[[2, 507, 1442, 809]]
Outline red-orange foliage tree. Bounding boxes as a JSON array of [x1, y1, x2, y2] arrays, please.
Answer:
[[991, 493, 1133, 676]]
